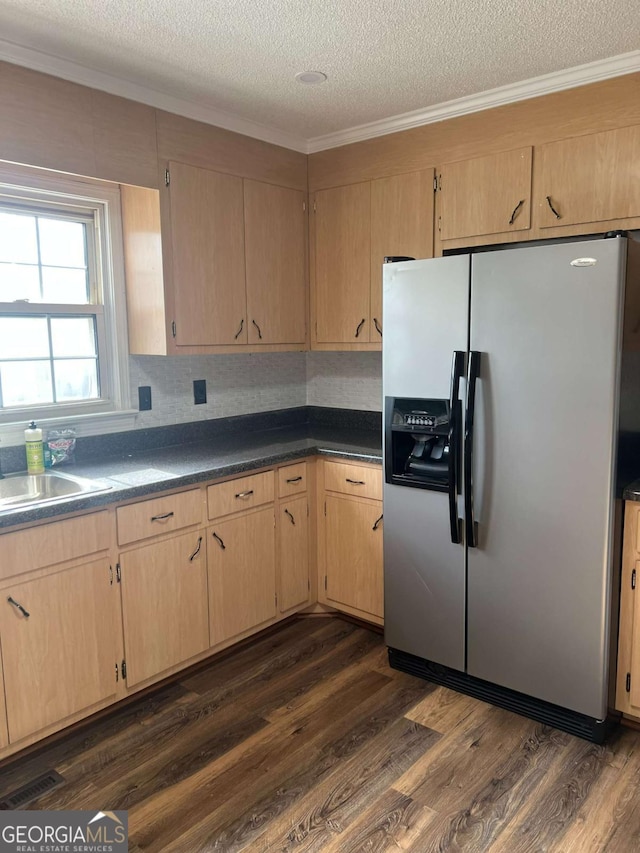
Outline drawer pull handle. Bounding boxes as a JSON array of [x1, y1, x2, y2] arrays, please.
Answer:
[[189, 536, 203, 562], [546, 195, 562, 219], [151, 511, 174, 522], [373, 514, 383, 531], [252, 319, 263, 340], [373, 317, 382, 337], [284, 508, 296, 526], [508, 199, 525, 225], [355, 318, 365, 338], [7, 596, 30, 618], [286, 476, 303, 483], [346, 478, 366, 485], [234, 318, 244, 339], [212, 532, 226, 550], [235, 490, 254, 499]]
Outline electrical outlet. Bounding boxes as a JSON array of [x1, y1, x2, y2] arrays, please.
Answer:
[[193, 379, 207, 405], [138, 386, 152, 411]]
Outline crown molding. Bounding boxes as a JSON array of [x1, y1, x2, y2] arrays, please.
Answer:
[[306, 50, 640, 153], [1, 37, 638, 157], [0, 37, 309, 153]]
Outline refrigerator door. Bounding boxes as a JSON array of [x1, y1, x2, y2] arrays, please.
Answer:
[[383, 256, 469, 670], [467, 238, 626, 718]]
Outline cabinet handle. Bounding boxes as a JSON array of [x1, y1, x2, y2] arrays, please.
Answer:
[[546, 195, 562, 219], [252, 319, 263, 340], [509, 199, 525, 225], [234, 318, 244, 339], [373, 514, 383, 531], [235, 490, 254, 499], [286, 476, 302, 483], [189, 536, 203, 562], [212, 532, 226, 550], [355, 318, 365, 338], [284, 508, 296, 525], [7, 596, 30, 618], [373, 317, 382, 337], [346, 478, 365, 485], [151, 511, 174, 522]]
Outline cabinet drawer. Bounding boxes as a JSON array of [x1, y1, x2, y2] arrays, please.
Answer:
[[0, 512, 111, 582], [324, 461, 382, 500], [117, 489, 202, 545], [208, 471, 274, 520], [278, 462, 307, 498]]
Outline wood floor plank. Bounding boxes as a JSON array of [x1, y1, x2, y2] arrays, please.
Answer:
[[320, 788, 438, 853], [406, 685, 485, 734]]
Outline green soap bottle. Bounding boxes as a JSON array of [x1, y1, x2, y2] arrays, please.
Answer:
[[25, 421, 45, 474]]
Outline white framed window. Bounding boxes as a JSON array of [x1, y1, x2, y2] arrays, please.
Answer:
[[0, 165, 135, 443]]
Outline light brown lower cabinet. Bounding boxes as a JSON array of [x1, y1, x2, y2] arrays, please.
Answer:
[[0, 558, 119, 743], [616, 500, 640, 717], [277, 495, 310, 612], [208, 506, 277, 645], [119, 529, 210, 688]]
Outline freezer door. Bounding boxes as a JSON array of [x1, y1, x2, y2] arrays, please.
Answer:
[[383, 256, 469, 670], [467, 238, 626, 718]]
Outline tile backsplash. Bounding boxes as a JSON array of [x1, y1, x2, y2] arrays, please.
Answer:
[[129, 350, 382, 430]]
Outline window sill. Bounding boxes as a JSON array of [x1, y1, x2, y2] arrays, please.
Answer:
[[0, 409, 139, 448]]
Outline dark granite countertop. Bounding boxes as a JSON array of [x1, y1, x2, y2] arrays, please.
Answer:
[[623, 480, 640, 501], [0, 413, 382, 530]]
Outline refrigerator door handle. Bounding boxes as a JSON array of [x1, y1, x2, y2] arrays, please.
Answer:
[[464, 350, 481, 548], [448, 350, 465, 544]]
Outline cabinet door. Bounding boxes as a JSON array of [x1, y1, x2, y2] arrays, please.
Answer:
[[120, 530, 209, 688], [244, 180, 307, 345], [313, 182, 371, 344], [168, 161, 247, 345], [370, 170, 434, 340], [439, 147, 532, 241], [278, 495, 309, 612], [208, 506, 276, 644], [537, 126, 640, 228], [325, 495, 383, 619], [0, 559, 118, 743]]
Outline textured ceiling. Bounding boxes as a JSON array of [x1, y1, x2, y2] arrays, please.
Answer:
[[0, 0, 638, 142]]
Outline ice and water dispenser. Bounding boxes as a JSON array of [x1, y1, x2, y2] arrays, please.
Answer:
[[384, 397, 458, 493]]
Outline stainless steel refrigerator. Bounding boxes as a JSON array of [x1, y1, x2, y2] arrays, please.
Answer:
[[382, 235, 640, 742]]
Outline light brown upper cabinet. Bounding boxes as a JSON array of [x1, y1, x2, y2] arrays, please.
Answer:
[[168, 161, 247, 346], [311, 171, 433, 349], [437, 147, 532, 242], [312, 182, 372, 347], [370, 171, 434, 340], [244, 180, 307, 345], [122, 167, 308, 354], [536, 126, 640, 229]]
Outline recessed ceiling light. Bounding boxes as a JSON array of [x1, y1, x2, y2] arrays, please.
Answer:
[[295, 71, 327, 84]]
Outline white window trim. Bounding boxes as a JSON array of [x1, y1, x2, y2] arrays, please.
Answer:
[[0, 164, 137, 446]]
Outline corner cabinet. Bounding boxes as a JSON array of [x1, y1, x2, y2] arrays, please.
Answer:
[[121, 163, 308, 355], [311, 171, 434, 350]]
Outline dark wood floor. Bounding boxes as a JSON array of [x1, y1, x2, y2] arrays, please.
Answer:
[[2, 617, 640, 851]]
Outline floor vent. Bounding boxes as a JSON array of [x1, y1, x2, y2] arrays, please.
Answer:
[[0, 770, 65, 809]]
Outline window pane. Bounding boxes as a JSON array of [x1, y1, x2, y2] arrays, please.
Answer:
[[54, 358, 99, 402], [51, 317, 97, 357], [38, 218, 86, 268], [0, 263, 40, 302], [0, 361, 53, 406], [42, 267, 89, 303], [0, 211, 38, 264], [0, 317, 49, 359]]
